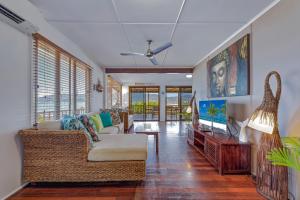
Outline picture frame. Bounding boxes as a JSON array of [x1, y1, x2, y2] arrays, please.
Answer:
[[207, 34, 250, 98]]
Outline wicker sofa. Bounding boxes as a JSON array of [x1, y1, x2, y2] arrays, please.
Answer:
[[19, 124, 148, 182]]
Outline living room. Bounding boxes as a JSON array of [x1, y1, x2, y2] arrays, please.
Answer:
[[0, 0, 299, 199]]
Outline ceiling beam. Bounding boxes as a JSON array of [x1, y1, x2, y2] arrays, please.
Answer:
[[105, 68, 193, 74]]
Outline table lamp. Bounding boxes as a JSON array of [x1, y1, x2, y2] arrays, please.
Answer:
[[187, 91, 199, 128], [247, 71, 288, 200]]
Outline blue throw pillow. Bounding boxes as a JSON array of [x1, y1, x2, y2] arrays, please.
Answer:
[[62, 115, 94, 147], [100, 112, 113, 127], [77, 115, 99, 142]]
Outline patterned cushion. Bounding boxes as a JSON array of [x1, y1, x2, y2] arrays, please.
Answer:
[[62, 115, 94, 147], [77, 115, 100, 142], [100, 112, 113, 127], [89, 114, 104, 133], [100, 108, 121, 125]]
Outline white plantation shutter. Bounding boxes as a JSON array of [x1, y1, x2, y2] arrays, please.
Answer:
[[76, 63, 88, 114], [32, 34, 92, 125], [60, 54, 71, 116], [70, 60, 76, 115], [34, 40, 58, 122]]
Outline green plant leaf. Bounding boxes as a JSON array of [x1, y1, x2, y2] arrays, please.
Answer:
[[282, 137, 300, 153], [267, 145, 300, 171]]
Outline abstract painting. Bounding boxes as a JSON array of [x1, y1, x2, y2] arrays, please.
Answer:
[[207, 34, 250, 97]]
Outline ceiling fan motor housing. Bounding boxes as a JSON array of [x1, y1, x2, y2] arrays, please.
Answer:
[[146, 40, 153, 57]]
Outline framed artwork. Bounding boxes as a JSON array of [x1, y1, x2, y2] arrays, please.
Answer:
[[207, 34, 250, 98]]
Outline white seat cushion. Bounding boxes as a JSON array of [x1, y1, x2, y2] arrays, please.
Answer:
[[38, 120, 62, 130], [98, 126, 118, 134], [88, 134, 148, 161], [98, 123, 124, 134]]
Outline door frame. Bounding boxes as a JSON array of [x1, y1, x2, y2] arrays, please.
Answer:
[[165, 86, 192, 121], [129, 86, 160, 121]]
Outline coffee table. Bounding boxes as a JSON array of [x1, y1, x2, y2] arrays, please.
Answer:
[[134, 122, 159, 154]]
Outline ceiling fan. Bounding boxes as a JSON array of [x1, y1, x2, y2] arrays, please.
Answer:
[[120, 40, 172, 65]]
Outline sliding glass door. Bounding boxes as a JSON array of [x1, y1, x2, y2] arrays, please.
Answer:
[[129, 86, 160, 121], [166, 86, 192, 121], [166, 87, 180, 120]]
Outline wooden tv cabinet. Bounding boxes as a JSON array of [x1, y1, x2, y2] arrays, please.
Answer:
[[187, 126, 251, 175]]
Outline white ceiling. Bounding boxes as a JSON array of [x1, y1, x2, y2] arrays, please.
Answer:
[[29, 0, 275, 68]]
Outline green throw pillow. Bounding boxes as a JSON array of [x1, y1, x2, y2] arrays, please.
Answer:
[[100, 112, 113, 127], [89, 114, 104, 133]]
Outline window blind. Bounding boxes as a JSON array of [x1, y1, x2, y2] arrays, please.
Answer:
[[32, 34, 91, 125]]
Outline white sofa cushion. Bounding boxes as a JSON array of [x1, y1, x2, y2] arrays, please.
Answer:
[[97, 123, 124, 134], [88, 134, 148, 161], [38, 120, 62, 130], [98, 126, 119, 134]]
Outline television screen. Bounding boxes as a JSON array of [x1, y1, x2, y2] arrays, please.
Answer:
[[199, 100, 227, 130]]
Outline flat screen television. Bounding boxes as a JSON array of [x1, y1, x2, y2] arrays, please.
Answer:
[[199, 100, 227, 131]]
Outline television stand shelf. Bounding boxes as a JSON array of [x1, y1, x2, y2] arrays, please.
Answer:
[[187, 125, 251, 175]]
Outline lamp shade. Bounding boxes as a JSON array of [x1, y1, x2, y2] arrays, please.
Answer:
[[247, 71, 281, 135], [186, 106, 192, 114], [248, 110, 275, 134]]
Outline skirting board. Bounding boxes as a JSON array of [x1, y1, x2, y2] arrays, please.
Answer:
[[1, 182, 28, 200]]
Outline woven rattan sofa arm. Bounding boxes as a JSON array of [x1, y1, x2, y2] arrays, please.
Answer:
[[19, 129, 89, 164]]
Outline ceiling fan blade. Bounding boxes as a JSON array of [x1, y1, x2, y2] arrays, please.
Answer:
[[149, 57, 158, 65], [152, 42, 172, 55], [120, 52, 145, 56]]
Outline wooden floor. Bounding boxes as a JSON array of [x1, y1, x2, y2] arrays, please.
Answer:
[[10, 122, 264, 200]]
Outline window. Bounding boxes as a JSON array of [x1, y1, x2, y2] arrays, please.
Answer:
[[106, 75, 122, 108], [33, 34, 91, 124], [129, 86, 160, 121], [165, 86, 192, 121]]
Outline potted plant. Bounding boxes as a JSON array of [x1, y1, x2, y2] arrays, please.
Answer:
[[267, 137, 300, 171]]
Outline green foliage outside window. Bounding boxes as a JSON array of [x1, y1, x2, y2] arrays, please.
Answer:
[[131, 101, 159, 113]]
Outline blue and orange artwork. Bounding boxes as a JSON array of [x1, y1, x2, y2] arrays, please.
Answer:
[[207, 34, 250, 97]]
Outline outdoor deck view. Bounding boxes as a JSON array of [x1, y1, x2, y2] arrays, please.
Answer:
[[166, 86, 192, 121], [129, 86, 160, 121], [129, 86, 192, 121]]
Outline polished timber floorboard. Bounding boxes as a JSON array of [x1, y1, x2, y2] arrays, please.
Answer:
[[10, 122, 263, 200]]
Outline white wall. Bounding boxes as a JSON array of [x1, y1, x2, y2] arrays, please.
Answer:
[[0, 0, 104, 199], [192, 0, 300, 198], [91, 66, 105, 112], [0, 20, 31, 200]]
